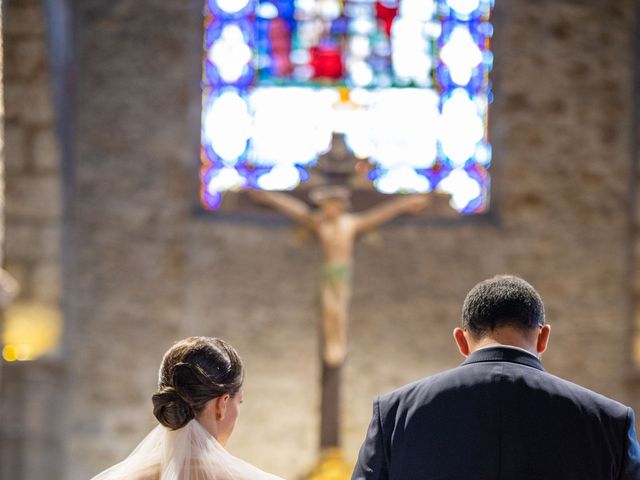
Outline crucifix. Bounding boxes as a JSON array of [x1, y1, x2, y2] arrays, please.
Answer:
[[251, 137, 430, 462], [250, 187, 428, 367]]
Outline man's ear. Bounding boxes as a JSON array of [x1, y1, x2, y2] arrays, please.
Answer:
[[453, 328, 470, 357], [214, 394, 230, 421], [537, 324, 551, 354]]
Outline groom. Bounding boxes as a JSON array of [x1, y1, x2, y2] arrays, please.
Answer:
[[352, 275, 640, 479]]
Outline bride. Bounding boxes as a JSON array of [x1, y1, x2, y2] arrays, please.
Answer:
[[90, 336, 283, 479]]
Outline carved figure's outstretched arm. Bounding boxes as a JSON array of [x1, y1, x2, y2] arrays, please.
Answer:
[[353, 194, 430, 234], [250, 190, 318, 230]]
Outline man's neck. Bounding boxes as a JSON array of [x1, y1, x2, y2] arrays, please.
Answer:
[[472, 337, 539, 358]]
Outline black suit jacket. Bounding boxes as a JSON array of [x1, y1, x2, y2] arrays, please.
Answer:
[[353, 346, 640, 480]]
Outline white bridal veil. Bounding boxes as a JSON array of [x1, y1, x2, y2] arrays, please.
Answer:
[[90, 420, 282, 480]]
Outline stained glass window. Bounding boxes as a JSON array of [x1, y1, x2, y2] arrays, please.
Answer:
[[200, 0, 494, 214]]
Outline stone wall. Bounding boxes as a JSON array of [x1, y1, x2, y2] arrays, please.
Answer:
[[1, 0, 4, 264], [4, 0, 61, 307], [64, 1, 639, 479], [633, 0, 640, 365], [1, 0, 64, 478], [1, 0, 638, 479]]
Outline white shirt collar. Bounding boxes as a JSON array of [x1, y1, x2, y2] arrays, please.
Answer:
[[476, 343, 539, 359]]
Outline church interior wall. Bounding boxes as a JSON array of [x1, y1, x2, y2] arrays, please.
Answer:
[[1, 0, 65, 478], [1, 0, 639, 479]]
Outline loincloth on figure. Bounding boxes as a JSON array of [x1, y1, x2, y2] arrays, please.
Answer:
[[320, 262, 353, 289]]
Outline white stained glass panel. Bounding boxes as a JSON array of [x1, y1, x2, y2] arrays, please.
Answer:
[[256, 164, 302, 190], [440, 26, 483, 86], [366, 88, 439, 170], [216, 0, 251, 14], [249, 87, 337, 166], [375, 166, 432, 194], [206, 166, 246, 192], [438, 168, 482, 210], [203, 91, 252, 164], [208, 24, 253, 83], [438, 88, 485, 167]]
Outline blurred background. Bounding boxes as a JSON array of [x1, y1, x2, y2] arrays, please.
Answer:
[[1, 0, 640, 479]]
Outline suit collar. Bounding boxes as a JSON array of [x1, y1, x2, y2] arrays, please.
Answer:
[[461, 345, 545, 371]]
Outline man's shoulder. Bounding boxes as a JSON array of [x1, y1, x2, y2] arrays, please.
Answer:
[[378, 361, 630, 421], [377, 365, 465, 407], [537, 369, 630, 418]]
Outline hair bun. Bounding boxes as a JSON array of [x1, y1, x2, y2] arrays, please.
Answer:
[[152, 387, 194, 430], [153, 337, 244, 427]]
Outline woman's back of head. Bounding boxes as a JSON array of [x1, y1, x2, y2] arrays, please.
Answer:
[[151, 337, 244, 430]]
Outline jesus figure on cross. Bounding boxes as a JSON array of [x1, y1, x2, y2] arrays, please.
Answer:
[[251, 187, 429, 367]]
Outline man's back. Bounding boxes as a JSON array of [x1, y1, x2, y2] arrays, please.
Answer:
[[354, 347, 640, 480]]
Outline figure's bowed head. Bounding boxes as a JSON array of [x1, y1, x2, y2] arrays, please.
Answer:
[[310, 185, 351, 220], [454, 275, 551, 359]]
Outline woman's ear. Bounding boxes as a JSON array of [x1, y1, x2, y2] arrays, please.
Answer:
[[215, 394, 230, 421]]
